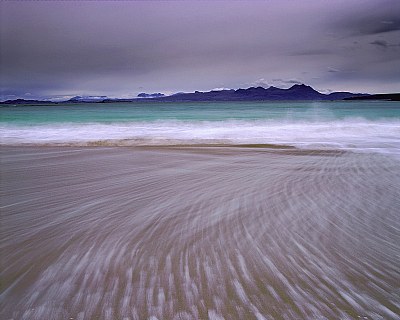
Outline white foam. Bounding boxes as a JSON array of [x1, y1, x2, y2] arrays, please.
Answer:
[[1, 118, 400, 154]]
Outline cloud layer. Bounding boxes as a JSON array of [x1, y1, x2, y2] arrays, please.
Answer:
[[1, 0, 399, 100]]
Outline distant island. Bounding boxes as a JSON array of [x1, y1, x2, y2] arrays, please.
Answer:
[[137, 92, 165, 98], [1, 84, 399, 104], [343, 93, 400, 101]]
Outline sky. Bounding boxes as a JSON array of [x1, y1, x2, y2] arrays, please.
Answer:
[[1, 0, 399, 101]]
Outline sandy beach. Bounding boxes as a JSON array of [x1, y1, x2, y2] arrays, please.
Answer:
[[1, 146, 399, 319]]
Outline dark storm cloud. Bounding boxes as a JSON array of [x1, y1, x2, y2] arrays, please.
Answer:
[[345, 16, 400, 36], [1, 0, 399, 100], [330, 0, 400, 36]]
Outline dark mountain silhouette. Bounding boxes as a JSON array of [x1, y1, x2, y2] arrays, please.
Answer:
[[1, 84, 382, 104], [150, 84, 367, 102]]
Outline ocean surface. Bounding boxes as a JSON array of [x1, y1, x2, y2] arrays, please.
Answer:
[[1, 100, 400, 155], [1, 101, 400, 319]]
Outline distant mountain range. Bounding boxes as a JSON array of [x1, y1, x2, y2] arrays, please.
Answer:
[[1, 84, 399, 104], [153, 84, 368, 102]]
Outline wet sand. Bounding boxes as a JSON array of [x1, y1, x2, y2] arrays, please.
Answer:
[[1, 146, 399, 319]]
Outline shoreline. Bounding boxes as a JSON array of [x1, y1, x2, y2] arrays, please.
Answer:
[[0, 143, 350, 157], [0, 141, 296, 148]]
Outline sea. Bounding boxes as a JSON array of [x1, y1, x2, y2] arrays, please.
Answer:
[[1, 100, 400, 155], [1, 100, 400, 319]]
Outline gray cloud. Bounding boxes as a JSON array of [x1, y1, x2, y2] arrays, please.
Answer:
[[272, 79, 303, 86], [291, 49, 332, 56], [1, 0, 399, 100], [370, 40, 389, 48], [327, 67, 340, 73], [370, 39, 400, 49]]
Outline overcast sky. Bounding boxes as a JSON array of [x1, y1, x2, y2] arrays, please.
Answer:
[[1, 0, 399, 100]]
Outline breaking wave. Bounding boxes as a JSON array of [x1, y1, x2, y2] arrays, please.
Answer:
[[1, 118, 400, 155]]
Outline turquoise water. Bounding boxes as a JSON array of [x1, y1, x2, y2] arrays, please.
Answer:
[[1, 101, 400, 154], [1, 101, 400, 124]]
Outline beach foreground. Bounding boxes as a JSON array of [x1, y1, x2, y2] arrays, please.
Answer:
[[1, 146, 399, 319]]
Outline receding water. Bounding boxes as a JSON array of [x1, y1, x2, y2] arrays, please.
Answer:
[[1, 146, 399, 319]]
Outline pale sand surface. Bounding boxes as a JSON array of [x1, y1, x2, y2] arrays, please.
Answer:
[[1, 146, 399, 319]]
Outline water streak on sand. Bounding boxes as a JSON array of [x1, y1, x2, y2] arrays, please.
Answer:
[[1, 147, 400, 319]]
